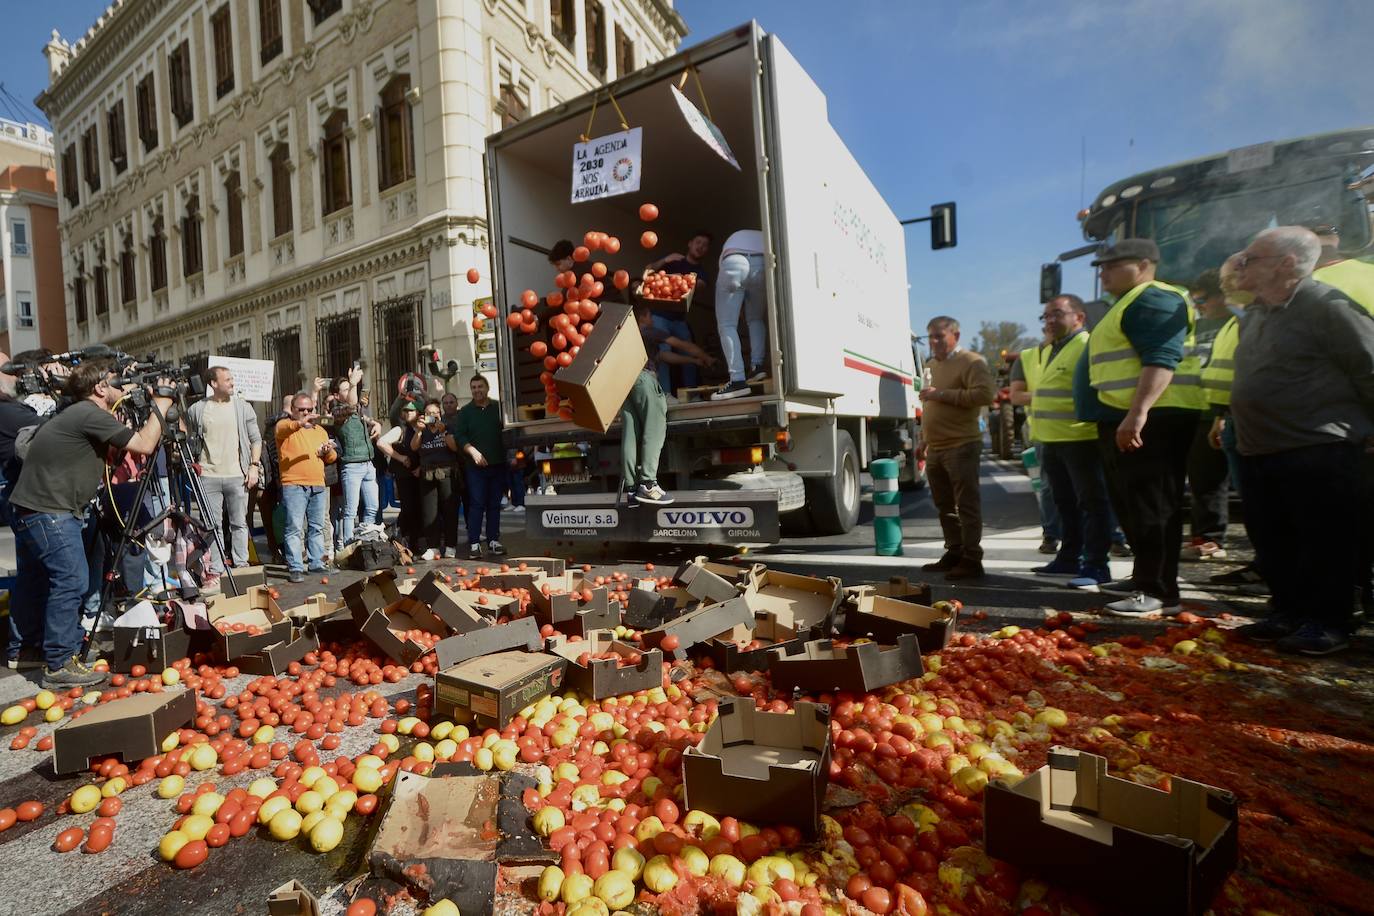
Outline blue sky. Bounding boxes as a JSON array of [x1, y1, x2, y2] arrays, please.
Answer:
[[5, 0, 1372, 335]]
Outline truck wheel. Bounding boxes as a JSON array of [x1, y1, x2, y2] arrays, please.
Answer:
[[998, 405, 1015, 460], [806, 430, 860, 536]]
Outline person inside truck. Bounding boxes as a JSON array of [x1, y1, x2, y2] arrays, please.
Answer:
[[645, 230, 714, 398], [622, 303, 717, 506], [548, 239, 576, 274], [712, 229, 769, 401]]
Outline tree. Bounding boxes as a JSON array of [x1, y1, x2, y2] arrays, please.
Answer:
[[973, 321, 1036, 366]]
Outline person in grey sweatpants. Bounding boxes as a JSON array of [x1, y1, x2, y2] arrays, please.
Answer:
[[185, 367, 263, 578]]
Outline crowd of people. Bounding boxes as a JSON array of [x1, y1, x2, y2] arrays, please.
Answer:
[[917, 225, 1374, 656]]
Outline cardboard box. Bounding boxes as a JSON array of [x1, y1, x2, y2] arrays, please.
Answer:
[[636, 267, 697, 314], [267, 880, 320, 916], [109, 622, 193, 674], [639, 594, 755, 660], [344, 569, 452, 663], [553, 302, 647, 434], [224, 564, 267, 595], [844, 591, 957, 654], [622, 584, 698, 631], [845, 575, 933, 606], [674, 557, 750, 603], [682, 698, 832, 837], [236, 625, 320, 677], [702, 610, 807, 673], [545, 630, 664, 699], [433, 617, 544, 670], [411, 572, 495, 635], [284, 593, 347, 624], [983, 747, 1238, 916], [434, 651, 567, 728], [743, 569, 842, 637], [530, 582, 620, 637], [769, 634, 924, 694], [204, 587, 291, 660], [505, 557, 566, 577], [367, 770, 499, 915], [52, 688, 195, 775]]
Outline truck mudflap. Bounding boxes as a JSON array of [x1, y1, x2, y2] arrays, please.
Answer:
[[526, 490, 780, 545]]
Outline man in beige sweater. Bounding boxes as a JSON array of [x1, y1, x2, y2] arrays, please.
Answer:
[[917, 316, 997, 579]]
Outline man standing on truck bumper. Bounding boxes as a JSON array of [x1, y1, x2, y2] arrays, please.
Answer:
[[1077, 238, 1203, 617], [453, 375, 506, 559], [918, 317, 996, 580]]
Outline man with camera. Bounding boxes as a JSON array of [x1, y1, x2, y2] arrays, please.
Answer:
[[9, 359, 174, 688], [275, 391, 338, 583], [184, 366, 262, 589]]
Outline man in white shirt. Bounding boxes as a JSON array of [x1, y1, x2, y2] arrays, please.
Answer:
[[712, 229, 769, 400], [185, 367, 262, 586]]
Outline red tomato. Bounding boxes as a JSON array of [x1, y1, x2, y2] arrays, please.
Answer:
[[573, 246, 590, 262], [346, 901, 377, 916], [846, 873, 872, 900], [53, 828, 84, 853], [639, 203, 659, 221], [862, 887, 893, 914], [83, 825, 114, 854], [205, 823, 231, 848], [174, 839, 209, 869], [521, 289, 539, 308], [612, 270, 630, 290], [604, 236, 622, 254], [466, 268, 480, 283], [640, 231, 658, 249]]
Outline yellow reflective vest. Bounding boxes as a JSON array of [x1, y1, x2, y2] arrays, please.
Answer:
[[1313, 259, 1374, 316], [1018, 344, 1045, 441], [1087, 280, 1204, 411], [1200, 315, 1239, 407], [1030, 331, 1095, 442]]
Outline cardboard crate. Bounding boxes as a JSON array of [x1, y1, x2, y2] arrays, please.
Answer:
[[237, 625, 320, 677], [843, 591, 957, 654], [224, 564, 267, 595], [53, 688, 195, 775], [635, 267, 697, 314], [434, 650, 567, 728], [433, 617, 544, 670], [553, 302, 647, 433], [769, 634, 924, 694], [411, 572, 496, 635], [545, 630, 663, 699], [743, 569, 842, 637], [505, 557, 566, 577], [109, 622, 194, 674], [674, 557, 752, 603], [530, 581, 620, 637], [682, 698, 832, 837], [284, 594, 347, 624], [701, 610, 807, 674], [622, 584, 698, 630], [267, 881, 320, 916], [854, 575, 933, 605], [343, 569, 451, 664], [204, 587, 291, 660], [640, 594, 755, 660], [983, 747, 1238, 915]]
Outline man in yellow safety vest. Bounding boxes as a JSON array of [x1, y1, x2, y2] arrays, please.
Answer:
[[1309, 223, 1374, 315], [1073, 239, 1204, 617], [1009, 327, 1061, 555], [1026, 295, 1114, 588]]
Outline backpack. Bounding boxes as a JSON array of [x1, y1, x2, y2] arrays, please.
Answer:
[[350, 539, 401, 571]]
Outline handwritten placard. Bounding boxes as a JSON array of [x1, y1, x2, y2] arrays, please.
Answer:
[[208, 355, 275, 402], [571, 127, 642, 203]]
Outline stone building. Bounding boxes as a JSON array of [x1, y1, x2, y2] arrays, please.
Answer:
[[37, 0, 684, 404], [0, 118, 66, 355]]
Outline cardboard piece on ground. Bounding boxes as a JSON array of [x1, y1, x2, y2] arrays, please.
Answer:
[[769, 634, 924, 694], [682, 698, 832, 837], [109, 622, 193, 674], [237, 625, 320, 677], [744, 569, 842, 636], [267, 880, 320, 916], [545, 630, 664, 699], [848, 575, 933, 606], [344, 569, 451, 663], [284, 593, 346, 623], [640, 594, 754, 660], [674, 557, 748, 603], [411, 572, 494, 634], [701, 610, 805, 673], [844, 591, 958, 653], [552, 302, 647, 433], [983, 746, 1238, 916], [622, 584, 698, 630], [433, 616, 543, 670], [367, 770, 500, 915], [225, 564, 267, 594], [505, 557, 566, 577], [476, 571, 546, 594], [434, 650, 568, 728], [52, 688, 195, 774], [203, 587, 291, 660]]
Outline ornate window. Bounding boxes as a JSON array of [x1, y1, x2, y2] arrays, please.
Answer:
[[211, 7, 235, 98], [377, 75, 415, 190], [320, 110, 352, 215], [270, 144, 293, 237]]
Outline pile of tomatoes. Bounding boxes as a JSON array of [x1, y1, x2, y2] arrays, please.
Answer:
[[638, 270, 696, 302]]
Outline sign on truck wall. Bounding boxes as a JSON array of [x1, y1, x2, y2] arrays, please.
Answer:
[[208, 355, 275, 401], [571, 128, 642, 203]]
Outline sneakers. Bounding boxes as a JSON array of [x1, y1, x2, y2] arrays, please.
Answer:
[[421, 549, 440, 561], [1181, 539, 1228, 561], [5, 647, 43, 671], [635, 482, 675, 506], [747, 368, 769, 383], [1067, 565, 1112, 589], [1098, 578, 1137, 596], [488, 540, 506, 556], [1109, 541, 1133, 558], [287, 570, 305, 584], [922, 550, 962, 573], [1032, 559, 1080, 576], [945, 559, 985, 581], [1236, 615, 1301, 643], [469, 543, 483, 560], [622, 487, 639, 507], [1038, 537, 1060, 555], [1103, 593, 1182, 617], [710, 381, 752, 401], [1275, 622, 1349, 656], [42, 656, 107, 690], [543, 485, 557, 496], [1209, 565, 1265, 586]]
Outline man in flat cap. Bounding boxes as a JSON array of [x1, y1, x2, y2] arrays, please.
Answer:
[[1072, 239, 1204, 616]]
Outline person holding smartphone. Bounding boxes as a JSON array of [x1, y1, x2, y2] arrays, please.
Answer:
[[410, 399, 459, 560]]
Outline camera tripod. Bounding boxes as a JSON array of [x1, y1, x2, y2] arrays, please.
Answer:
[[81, 395, 241, 662]]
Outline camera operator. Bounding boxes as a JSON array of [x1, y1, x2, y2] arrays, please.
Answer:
[[8, 359, 173, 688]]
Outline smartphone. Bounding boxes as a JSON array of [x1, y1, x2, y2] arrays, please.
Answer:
[[352, 360, 361, 371]]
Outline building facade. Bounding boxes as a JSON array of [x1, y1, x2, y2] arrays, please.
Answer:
[[37, 0, 684, 404], [0, 119, 66, 355]]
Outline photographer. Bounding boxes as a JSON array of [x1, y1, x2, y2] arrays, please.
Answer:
[[184, 366, 262, 589], [331, 369, 381, 545], [275, 392, 337, 583], [409, 399, 459, 560], [9, 359, 173, 688]]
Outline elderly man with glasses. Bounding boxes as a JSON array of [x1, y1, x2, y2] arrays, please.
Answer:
[[1228, 227, 1374, 655], [275, 391, 337, 583]]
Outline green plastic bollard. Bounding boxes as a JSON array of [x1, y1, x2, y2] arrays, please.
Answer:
[[871, 458, 902, 556]]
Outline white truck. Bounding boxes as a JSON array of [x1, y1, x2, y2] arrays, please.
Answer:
[[484, 22, 936, 542]]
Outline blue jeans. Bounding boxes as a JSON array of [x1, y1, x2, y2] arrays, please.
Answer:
[[715, 252, 767, 382], [10, 511, 89, 670], [339, 461, 379, 545], [464, 464, 503, 545], [651, 313, 697, 394], [281, 485, 327, 573], [1034, 443, 1061, 541], [507, 465, 526, 507]]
